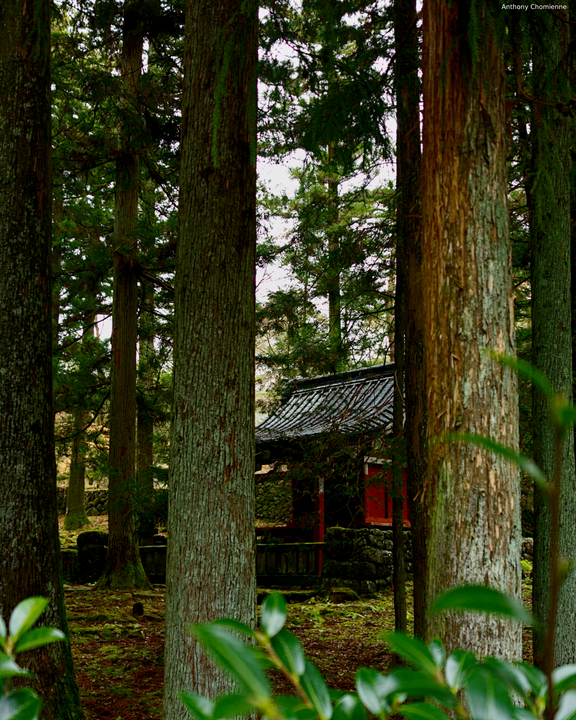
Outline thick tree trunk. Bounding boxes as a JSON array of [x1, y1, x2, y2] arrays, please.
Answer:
[[98, 0, 148, 589], [395, 0, 426, 639], [422, 0, 521, 660], [163, 0, 258, 714], [0, 3, 83, 717], [530, 8, 576, 668]]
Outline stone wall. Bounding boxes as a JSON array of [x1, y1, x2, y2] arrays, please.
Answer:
[[322, 526, 412, 595], [255, 474, 292, 524]]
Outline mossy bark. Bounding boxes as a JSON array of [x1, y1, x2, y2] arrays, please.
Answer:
[[0, 2, 83, 717], [422, 1, 521, 660], [530, 8, 576, 668], [163, 0, 258, 714]]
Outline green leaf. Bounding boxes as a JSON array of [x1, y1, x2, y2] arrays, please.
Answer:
[[179, 692, 214, 720], [398, 702, 451, 720], [275, 695, 317, 720], [383, 633, 439, 676], [8, 599, 49, 645], [213, 693, 254, 718], [208, 618, 256, 638], [355, 667, 398, 717], [261, 593, 287, 638], [444, 650, 476, 691], [553, 665, 576, 694], [0, 617, 7, 651], [483, 658, 532, 700], [465, 665, 515, 720], [332, 694, 366, 720], [0, 689, 42, 720], [555, 690, 576, 720], [14, 627, 66, 654], [513, 662, 547, 699], [271, 628, 306, 677], [301, 660, 332, 720], [392, 668, 455, 707], [431, 586, 533, 626], [428, 640, 445, 670], [0, 656, 31, 680], [192, 624, 271, 701]]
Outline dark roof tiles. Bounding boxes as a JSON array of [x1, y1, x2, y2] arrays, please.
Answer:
[[256, 364, 395, 447]]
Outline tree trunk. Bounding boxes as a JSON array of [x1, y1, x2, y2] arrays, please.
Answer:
[[163, 0, 258, 713], [0, 3, 83, 717], [137, 275, 156, 544], [64, 405, 91, 531], [422, 0, 522, 660], [530, 8, 576, 668], [98, 0, 148, 590], [395, 0, 426, 639]]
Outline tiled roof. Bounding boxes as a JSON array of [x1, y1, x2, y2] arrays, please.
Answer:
[[256, 364, 395, 449]]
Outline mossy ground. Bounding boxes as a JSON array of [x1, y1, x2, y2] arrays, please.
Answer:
[[62, 517, 534, 720]]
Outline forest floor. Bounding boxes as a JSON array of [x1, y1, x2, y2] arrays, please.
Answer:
[[60, 516, 533, 720]]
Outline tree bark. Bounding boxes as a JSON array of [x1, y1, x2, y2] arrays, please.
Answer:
[[163, 0, 258, 714], [98, 0, 148, 589], [530, 7, 576, 668], [0, 2, 83, 717], [422, 0, 522, 660], [394, 0, 421, 637]]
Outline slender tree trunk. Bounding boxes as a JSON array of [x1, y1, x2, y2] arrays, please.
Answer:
[[422, 0, 522, 660], [137, 276, 156, 544], [163, 0, 258, 713], [64, 310, 96, 531], [395, 0, 426, 639], [98, 0, 148, 589], [530, 7, 576, 668], [0, 3, 83, 717]]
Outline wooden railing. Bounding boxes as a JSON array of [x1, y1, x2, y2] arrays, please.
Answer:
[[256, 542, 325, 586]]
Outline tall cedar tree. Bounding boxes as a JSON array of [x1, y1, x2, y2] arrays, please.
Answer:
[[530, 8, 576, 668], [422, 1, 522, 659], [163, 0, 258, 713], [98, 0, 149, 589], [0, 2, 84, 718], [395, 0, 426, 638]]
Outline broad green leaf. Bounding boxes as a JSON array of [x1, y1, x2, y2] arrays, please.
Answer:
[[179, 692, 214, 720], [484, 658, 532, 700], [513, 662, 547, 699], [555, 690, 576, 720], [428, 640, 445, 671], [209, 618, 255, 638], [439, 433, 547, 488], [553, 665, 576, 694], [275, 694, 317, 720], [0, 617, 6, 650], [0, 656, 31, 680], [14, 627, 66, 654], [465, 665, 515, 720], [444, 650, 476, 691], [431, 585, 533, 626], [271, 628, 306, 677], [399, 702, 451, 720], [0, 689, 42, 720], [261, 593, 287, 638], [355, 667, 398, 717], [192, 624, 271, 701], [301, 660, 332, 720], [392, 668, 455, 707], [383, 633, 439, 676], [213, 693, 254, 718], [8, 599, 49, 645], [332, 694, 366, 720]]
